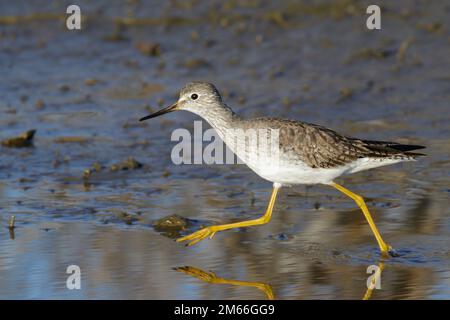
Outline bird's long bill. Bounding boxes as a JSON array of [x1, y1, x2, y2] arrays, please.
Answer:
[[139, 102, 178, 121]]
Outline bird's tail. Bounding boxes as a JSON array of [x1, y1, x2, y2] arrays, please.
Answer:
[[359, 139, 426, 159]]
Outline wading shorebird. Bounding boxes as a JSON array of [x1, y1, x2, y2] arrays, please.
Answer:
[[140, 82, 425, 255]]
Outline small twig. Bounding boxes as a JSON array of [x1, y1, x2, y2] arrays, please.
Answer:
[[8, 215, 15, 229]]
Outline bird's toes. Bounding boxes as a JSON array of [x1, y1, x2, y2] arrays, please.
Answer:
[[177, 227, 213, 246], [186, 237, 203, 247], [176, 230, 201, 243]]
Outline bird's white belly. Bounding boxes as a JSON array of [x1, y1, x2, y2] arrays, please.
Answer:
[[246, 161, 346, 185], [245, 157, 409, 185]]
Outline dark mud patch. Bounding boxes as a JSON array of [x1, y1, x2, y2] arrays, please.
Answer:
[[153, 214, 212, 239], [1, 130, 36, 148]]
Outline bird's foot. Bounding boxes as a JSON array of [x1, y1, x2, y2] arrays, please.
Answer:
[[176, 226, 218, 246], [387, 245, 400, 257], [381, 244, 399, 258]]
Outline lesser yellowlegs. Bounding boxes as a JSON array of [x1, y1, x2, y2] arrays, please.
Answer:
[[140, 82, 425, 255]]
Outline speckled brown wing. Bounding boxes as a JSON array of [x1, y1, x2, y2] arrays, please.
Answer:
[[247, 118, 425, 169], [277, 121, 368, 168]]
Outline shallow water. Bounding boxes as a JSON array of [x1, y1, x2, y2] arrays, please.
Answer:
[[0, 0, 449, 299]]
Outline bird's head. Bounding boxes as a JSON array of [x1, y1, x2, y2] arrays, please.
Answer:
[[139, 82, 223, 121]]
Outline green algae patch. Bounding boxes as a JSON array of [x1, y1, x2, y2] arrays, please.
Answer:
[[153, 215, 191, 238]]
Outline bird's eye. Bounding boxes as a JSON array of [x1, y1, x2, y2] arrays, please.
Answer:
[[191, 93, 198, 100]]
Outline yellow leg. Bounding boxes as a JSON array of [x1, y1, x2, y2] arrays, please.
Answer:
[[175, 266, 274, 300], [177, 184, 280, 246], [331, 182, 392, 254]]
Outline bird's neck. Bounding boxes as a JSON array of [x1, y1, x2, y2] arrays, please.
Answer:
[[196, 103, 238, 134]]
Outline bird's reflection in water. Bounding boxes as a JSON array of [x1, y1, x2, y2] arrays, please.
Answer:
[[9, 227, 15, 240], [363, 261, 385, 300], [175, 261, 387, 300], [175, 266, 275, 300]]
